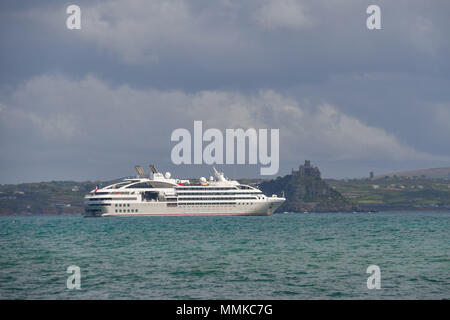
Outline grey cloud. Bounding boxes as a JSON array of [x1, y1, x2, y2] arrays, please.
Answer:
[[254, 0, 313, 30], [0, 0, 449, 182], [22, 0, 450, 73], [1, 74, 448, 183]]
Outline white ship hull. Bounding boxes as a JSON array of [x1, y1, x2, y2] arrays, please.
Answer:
[[99, 199, 284, 217]]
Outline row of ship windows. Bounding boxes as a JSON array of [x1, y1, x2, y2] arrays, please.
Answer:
[[115, 209, 138, 213], [176, 187, 237, 191], [178, 202, 255, 206], [90, 199, 260, 207], [89, 197, 137, 201], [177, 192, 261, 196], [93, 192, 131, 195], [178, 197, 257, 201]]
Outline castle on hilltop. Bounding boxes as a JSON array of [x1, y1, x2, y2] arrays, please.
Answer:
[[292, 160, 321, 178], [259, 160, 356, 212]]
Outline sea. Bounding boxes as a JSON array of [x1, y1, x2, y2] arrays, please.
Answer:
[[0, 211, 448, 299]]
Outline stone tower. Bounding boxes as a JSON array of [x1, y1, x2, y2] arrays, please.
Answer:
[[292, 160, 321, 178]]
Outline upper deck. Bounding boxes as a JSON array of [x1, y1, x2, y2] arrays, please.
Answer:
[[86, 165, 262, 197]]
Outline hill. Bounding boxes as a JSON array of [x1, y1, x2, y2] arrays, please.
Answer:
[[0, 179, 121, 216], [326, 177, 450, 211], [258, 161, 357, 213], [3, 163, 450, 215]]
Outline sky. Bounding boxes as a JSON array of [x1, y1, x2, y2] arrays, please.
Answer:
[[0, 0, 449, 183]]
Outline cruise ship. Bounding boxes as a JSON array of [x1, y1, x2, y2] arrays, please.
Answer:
[[84, 165, 285, 217]]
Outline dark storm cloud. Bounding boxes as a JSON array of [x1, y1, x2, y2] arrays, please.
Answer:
[[0, 0, 449, 183]]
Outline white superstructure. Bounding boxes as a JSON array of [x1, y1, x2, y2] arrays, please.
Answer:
[[84, 165, 285, 217]]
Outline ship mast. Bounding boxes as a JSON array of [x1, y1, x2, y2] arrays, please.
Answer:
[[213, 167, 226, 182]]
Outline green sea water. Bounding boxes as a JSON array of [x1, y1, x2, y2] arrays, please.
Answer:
[[0, 212, 448, 299]]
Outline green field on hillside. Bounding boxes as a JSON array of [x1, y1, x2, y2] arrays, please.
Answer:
[[326, 178, 450, 210]]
